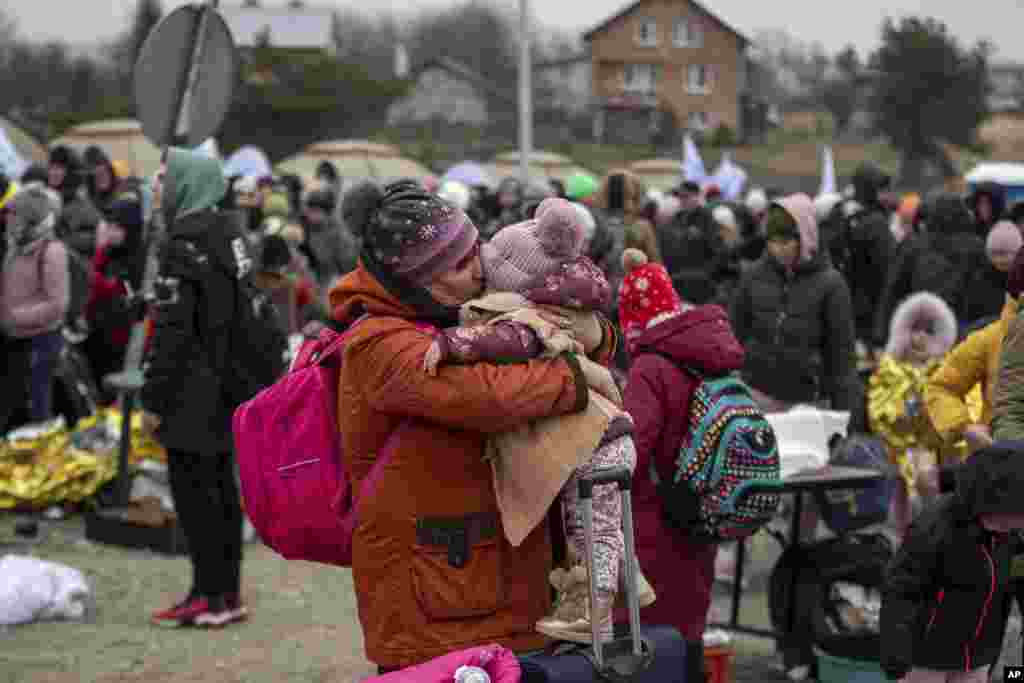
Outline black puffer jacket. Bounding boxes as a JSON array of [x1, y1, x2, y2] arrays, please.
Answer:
[[141, 212, 245, 454], [962, 262, 1009, 330], [658, 206, 727, 305], [826, 163, 895, 343], [729, 247, 858, 411], [881, 442, 1024, 679], [874, 195, 986, 345]]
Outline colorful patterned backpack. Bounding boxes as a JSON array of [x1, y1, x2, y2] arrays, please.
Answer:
[[650, 366, 782, 542]]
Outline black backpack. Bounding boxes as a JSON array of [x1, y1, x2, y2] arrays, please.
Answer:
[[181, 234, 288, 411], [221, 242, 288, 410], [769, 533, 893, 676]]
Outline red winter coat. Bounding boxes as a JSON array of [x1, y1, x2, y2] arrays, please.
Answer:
[[617, 305, 745, 641]]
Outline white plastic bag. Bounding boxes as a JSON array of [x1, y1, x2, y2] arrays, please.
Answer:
[[0, 555, 92, 625], [766, 406, 850, 479]]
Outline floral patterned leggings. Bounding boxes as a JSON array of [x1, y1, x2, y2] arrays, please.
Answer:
[[562, 435, 638, 596]]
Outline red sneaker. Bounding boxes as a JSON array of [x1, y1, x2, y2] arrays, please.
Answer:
[[225, 593, 249, 623], [193, 595, 233, 628], [151, 595, 213, 628]]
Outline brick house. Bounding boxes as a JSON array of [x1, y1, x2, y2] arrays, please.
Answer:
[[583, 0, 749, 143]]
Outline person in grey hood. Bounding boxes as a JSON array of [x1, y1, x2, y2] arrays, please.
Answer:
[[142, 148, 252, 630]]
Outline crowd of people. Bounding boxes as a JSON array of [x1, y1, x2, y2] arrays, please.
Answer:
[[5, 143, 1024, 682]]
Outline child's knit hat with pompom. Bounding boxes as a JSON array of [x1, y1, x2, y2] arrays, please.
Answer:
[[482, 197, 585, 293], [618, 248, 684, 345]]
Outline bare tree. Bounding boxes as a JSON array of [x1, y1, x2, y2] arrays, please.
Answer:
[[331, 9, 401, 80], [406, 1, 519, 85], [108, 0, 163, 87]]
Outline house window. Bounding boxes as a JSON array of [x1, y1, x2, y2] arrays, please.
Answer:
[[636, 18, 658, 47], [687, 64, 711, 94], [624, 64, 659, 94], [688, 111, 708, 131], [673, 17, 703, 48]]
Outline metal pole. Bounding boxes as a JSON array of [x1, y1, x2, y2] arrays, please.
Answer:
[[518, 0, 532, 185]]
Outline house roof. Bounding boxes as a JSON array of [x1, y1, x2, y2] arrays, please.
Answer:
[[221, 3, 333, 49], [411, 57, 516, 105], [582, 0, 749, 47]]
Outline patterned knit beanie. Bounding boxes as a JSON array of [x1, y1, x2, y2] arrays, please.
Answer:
[[482, 197, 585, 293], [617, 248, 684, 346]]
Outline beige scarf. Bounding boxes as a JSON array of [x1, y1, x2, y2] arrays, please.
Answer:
[[462, 293, 626, 546]]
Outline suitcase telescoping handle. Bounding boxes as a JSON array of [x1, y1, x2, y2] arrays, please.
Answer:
[[578, 466, 643, 669]]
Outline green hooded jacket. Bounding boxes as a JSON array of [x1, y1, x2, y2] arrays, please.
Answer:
[[163, 147, 227, 226]]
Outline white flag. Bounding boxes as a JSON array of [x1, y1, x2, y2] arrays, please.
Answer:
[[681, 134, 706, 183], [819, 145, 836, 196], [712, 153, 748, 201], [0, 126, 27, 179]]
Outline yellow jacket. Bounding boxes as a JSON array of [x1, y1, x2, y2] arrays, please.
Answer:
[[925, 297, 1018, 443]]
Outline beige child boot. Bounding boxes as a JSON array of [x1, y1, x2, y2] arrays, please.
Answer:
[[536, 564, 614, 644]]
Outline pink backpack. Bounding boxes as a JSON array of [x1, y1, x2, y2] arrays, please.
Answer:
[[361, 644, 521, 683], [233, 318, 403, 566]]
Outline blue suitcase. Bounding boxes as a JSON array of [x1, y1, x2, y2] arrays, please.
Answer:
[[519, 468, 688, 683]]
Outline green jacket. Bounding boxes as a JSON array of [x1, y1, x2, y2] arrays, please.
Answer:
[[991, 298, 1024, 440]]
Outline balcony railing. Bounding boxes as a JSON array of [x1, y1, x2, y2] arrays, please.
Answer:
[[598, 92, 659, 109]]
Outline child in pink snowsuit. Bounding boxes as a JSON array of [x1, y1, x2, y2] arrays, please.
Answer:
[[424, 197, 652, 643]]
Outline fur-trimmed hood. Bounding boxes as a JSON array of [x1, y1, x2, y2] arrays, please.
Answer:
[[885, 291, 958, 360]]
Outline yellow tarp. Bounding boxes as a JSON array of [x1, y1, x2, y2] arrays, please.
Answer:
[[0, 408, 167, 510]]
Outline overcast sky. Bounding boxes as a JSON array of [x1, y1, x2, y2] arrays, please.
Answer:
[[6, 0, 1024, 62]]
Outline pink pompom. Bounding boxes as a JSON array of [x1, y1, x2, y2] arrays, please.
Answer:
[[535, 197, 584, 260]]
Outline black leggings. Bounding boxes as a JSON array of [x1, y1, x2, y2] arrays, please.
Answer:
[[167, 449, 244, 598]]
